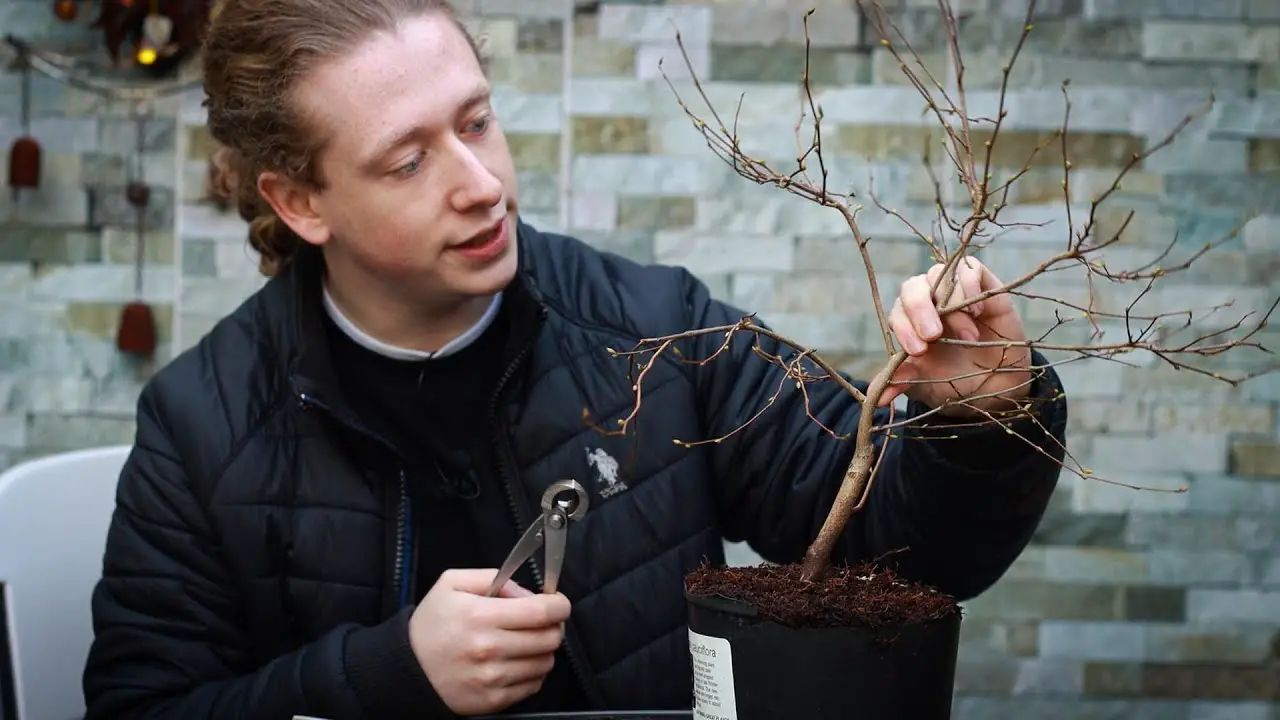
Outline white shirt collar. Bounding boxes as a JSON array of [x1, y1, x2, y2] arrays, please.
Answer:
[[321, 284, 503, 361]]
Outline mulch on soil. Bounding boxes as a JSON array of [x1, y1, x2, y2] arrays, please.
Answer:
[[685, 561, 960, 629]]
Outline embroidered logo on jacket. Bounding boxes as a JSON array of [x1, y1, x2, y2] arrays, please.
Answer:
[[586, 447, 628, 498]]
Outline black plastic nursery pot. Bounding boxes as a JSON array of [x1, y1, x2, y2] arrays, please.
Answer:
[[685, 564, 963, 720]]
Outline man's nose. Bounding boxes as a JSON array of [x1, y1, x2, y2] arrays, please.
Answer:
[[448, 144, 504, 211]]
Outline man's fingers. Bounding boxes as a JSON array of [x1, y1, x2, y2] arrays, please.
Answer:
[[437, 568, 536, 600], [498, 625, 566, 658], [878, 361, 918, 406], [895, 257, 1002, 354], [943, 310, 981, 342], [975, 260, 1017, 317], [460, 625, 563, 664], [888, 297, 926, 356], [494, 580, 535, 599], [925, 260, 984, 315], [956, 258, 985, 317], [476, 592, 573, 631], [899, 276, 942, 343], [493, 676, 548, 707], [438, 568, 514, 595], [485, 654, 556, 687]]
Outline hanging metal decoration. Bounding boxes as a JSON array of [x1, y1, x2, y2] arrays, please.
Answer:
[[8, 0, 215, 81], [6, 55, 41, 204], [88, 0, 214, 77], [115, 102, 158, 359], [2, 33, 203, 104]]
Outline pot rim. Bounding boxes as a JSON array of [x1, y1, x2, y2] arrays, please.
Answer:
[[685, 589, 759, 618]]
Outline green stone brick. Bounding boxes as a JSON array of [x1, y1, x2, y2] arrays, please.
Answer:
[[489, 53, 564, 92], [517, 18, 563, 53], [616, 196, 695, 230], [1121, 586, 1187, 622], [0, 227, 102, 265], [710, 45, 869, 86], [1083, 662, 1142, 696], [506, 133, 561, 173], [571, 116, 651, 155]]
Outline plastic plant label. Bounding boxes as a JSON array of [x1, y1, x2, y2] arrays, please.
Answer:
[[689, 629, 738, 720]]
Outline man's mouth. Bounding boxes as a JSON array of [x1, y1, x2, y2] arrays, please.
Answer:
[[459, 225, 499, 248], [449, 215, 510, 261], [457, 216, 505, 247]]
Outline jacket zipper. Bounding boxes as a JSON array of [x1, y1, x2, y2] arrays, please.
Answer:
[[297, 392, 412, 613], [489, 339, 600, 708], [393, 467, 411, 608]]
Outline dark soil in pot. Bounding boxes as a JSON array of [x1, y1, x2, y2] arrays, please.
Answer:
[[685, 561, 962, 720]]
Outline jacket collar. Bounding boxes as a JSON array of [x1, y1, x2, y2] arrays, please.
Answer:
[[255, 219, 548, 414]]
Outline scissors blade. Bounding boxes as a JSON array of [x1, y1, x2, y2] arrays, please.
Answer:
[[486, 515, 545, 597], [541, 510, 570, 595]]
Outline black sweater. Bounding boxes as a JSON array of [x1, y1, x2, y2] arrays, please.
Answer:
[[323, 296, 586, 714]]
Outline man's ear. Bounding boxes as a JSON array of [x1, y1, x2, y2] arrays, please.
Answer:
[[257, 171, 330, 247]]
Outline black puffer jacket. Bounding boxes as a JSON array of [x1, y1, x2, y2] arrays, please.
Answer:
[[82, 220, 1067, 719]]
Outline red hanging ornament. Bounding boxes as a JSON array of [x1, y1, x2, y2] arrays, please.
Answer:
[[125, 179, 150, 207], [7, 136, 40, 193], [116, 292, 157, 357], [7, 59, 40, 199], [52, 0, 78, 20], [53, 0, 78, 21]]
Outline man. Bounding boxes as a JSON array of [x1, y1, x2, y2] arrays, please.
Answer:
[[81, 0, 1068, 718]]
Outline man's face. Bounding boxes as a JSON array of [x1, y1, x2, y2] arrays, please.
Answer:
[[279, 13, 519, 302]]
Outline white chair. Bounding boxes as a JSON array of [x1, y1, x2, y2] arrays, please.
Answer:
[[0, 445, 131, 720]]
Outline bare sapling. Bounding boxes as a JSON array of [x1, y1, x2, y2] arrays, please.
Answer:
[[588, 0, 1279, 585]]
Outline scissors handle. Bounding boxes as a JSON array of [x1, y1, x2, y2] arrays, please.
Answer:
[[485, 516, 546, 597], [541, 505, 570, 595]]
